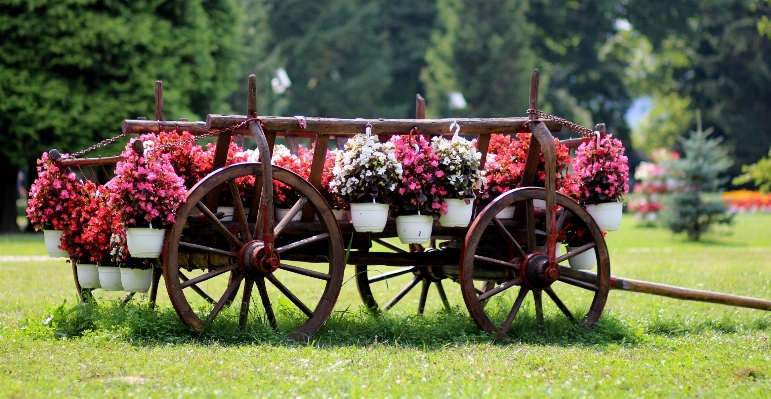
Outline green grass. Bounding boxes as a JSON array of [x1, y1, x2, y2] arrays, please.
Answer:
[[1, 214, 771, 397]]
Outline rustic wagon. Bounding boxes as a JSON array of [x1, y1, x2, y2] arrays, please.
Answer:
[[49, 70, 771, 341]]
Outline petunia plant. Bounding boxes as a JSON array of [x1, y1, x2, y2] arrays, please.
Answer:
[[430, 134, 483, 201], [389, 133, 447, 216], [572, 134, 630, 205], [106, 136, 187, 229], [26, 151, 81, 232], [330, 131, 402, 205]]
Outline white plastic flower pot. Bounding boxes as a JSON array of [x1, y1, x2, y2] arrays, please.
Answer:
[[496, 206, 515, 219], [566, 246, 596, 270], [349, 203, 389, 233], [218, 206, 235, 222], [120, 268, 153, 293], [97, 265, 123, 291], [275, 207, 302, 222], [332, 209, 348, 221], [76, 263, 101, 289], [44, 230, 69, 258], [585, 201, 623, 231], [439, 199, 474, 227], [395, 215, 434, 244], [532, 199, 546, 209], [126, 227, 166, 258]]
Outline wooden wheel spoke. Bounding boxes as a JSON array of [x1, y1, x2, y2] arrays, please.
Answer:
[[279, 263, 331, 281], [435, 281, 451, 310], [417, 280, 430, 315], [256, 277, 278, 331], [181, 264, 239, 289], [196, 201, 242, 248], [473, 255, 519, 270], [533, 290, 544, 328], [501, 287, 530, 334], [179, 241, 239, 257], [205, 273, 244, 325], [274, 197, 308, 236], [383, 276, 422, 311], [545, 287, 576, 322], [368, 267, 416, 284], [558, 266, 599, 292], [239, 278, 254, 329], [555, 208, 568, 234], [492, 218, 526, 259], [477, 277, 522, 302], [556, 242, 596, 264], [276, 233, 329, 254], [179, 271, 216, 304], [526, 200, 536, 253], [266, 274, 314, 318], [372, 238, 408, 253], [228, 180, 252, 241]]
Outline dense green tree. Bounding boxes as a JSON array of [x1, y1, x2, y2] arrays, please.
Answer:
[[624, 0, 771, 177], [0, 0, 242, 232], [421, 0, 537, 118]]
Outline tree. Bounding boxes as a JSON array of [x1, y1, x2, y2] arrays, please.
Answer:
[[665, 115, 734, 240], [421, 0, 537, 118], [0, 0, 242, 232], [733, 146, 771, 192]]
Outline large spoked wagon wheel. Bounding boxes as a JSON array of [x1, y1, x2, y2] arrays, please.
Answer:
[[460, 187, 610, 339], [355, 242, 453, 314], [163, 163, 345, 341]]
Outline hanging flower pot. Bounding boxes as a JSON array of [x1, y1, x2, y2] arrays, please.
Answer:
[[332, 209, 348, 221], [566, 247, 596, 270], [76, 262, 101, 289], [44, 230, 69, 258], [535, 243, 562, 260], [218, 206, 235, 222], [275, 207, 302, 222], [349, 203, 389, 233], [585, 201, 623, 231], [126, 227, 166, 258], [395, 214, 434, 244], [439, 199, 474, 227], [496, 206, 515, 219], [97, 265, 123, 291], [120, 267, 153, 293]]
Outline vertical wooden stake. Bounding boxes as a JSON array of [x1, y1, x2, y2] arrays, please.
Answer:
[[155, 81, 164, 121]]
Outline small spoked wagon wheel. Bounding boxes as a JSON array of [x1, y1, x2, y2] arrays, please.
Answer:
[[460, 187, 610, 339], [163, 163, 345, 341], [355, 242, 453, 314]]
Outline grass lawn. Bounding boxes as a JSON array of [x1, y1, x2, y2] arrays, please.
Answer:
[[1, 214, 770, 398]]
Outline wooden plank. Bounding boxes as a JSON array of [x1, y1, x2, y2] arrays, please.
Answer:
[[206, 115, 562, 135], [302, 134, 329, 221], [122, 120, 211, 135]]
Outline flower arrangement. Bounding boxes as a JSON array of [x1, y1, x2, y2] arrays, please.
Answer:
[[271, 144, 313, 207], [75, 185, 114, 264], [556, 219, 593, 247], [572, 134, 630, 205], [106, 137, 187, 229], [430, 134, 483, 200], [389, 133, 447, 216], [26, 152, 81, 232], [320, 149, 347, 209], [144, 130, 207, 189], [482, 133, 571, 201], [330, 131, 402, 204]]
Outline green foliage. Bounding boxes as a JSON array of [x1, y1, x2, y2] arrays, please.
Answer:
[[733, 147, 771, 192], [0, 0, 242, 169], [665, 122, 734, 240], [631, 93, 695, 155], [422, 0, 536, 118]]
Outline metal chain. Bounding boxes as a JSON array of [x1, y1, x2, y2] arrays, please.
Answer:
[[71, 118, 260, 158], [526, 109, 595, 137], [72, 132, 128, 158]]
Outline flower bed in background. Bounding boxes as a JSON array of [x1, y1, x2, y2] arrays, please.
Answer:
[[722, 190, 771, 213]]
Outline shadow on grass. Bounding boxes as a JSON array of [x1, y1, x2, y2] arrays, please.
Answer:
[[15, 298, 644, 349], [18, 298, 770, 349]]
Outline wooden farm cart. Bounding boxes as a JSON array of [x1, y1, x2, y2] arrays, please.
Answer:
[[56, 71, 771, 342]]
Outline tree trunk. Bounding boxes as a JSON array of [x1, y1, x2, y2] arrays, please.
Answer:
[[0, 155, 20, 233]]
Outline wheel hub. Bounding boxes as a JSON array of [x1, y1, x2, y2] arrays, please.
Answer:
[[519, 253, 559, 290], [238, 240, 281, 276]]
